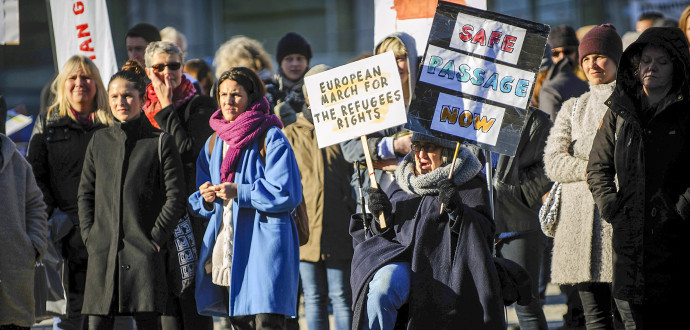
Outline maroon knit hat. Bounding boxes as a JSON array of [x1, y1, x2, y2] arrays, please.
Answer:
[[578, 24, 623, 65]]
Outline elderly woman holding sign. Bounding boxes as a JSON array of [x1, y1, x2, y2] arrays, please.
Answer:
[[189, 67, 302, 328], [350, 132, 505, 330]]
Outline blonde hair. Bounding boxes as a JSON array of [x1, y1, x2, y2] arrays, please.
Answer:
[[48, 55, 112, 126], [679, 5, 690, 41], [213, 35, 273, 79], [376, 37, 407, 57]]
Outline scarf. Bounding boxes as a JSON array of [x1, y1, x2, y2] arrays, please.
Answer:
[[69, 107, 94, 128], [394, 147, 482, 197], [143, 75, 196, 128], [208, 97, 283, 183]]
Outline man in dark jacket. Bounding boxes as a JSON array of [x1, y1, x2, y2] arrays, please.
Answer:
[[587, 27, 690, 328]]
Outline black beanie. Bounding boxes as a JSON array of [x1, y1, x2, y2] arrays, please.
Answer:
[[126, 23, 161, 43], [578, 24, 623, 65], [276, 32, 312, 64], [547, 25, 579, 49]]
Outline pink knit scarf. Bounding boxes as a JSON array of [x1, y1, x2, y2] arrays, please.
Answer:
[[208, 97, 283, 183]]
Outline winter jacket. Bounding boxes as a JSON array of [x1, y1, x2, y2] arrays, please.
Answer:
[[190, 126, 302, 317], [283, 114, 355, 262], [0, 135, 48, 327], [493, 108, 552, 234], [538, 57, 589, 121], [266, 73, 307, 127], [27, 110, 106, 224], [587, 27, 690, 304], [77, 114, 186, 315], [544, 81, 616, 284], [350, 150, 505, 329]]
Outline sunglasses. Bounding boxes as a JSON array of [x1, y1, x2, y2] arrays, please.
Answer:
[[412, 143, 440, 153], [552, 48, 574, 57], [151, 62, 182, 72]]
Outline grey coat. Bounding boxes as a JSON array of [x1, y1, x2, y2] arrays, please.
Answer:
[[543, 81, 615, 284]]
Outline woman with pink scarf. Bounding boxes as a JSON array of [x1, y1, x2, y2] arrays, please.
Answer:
[[189, 67, 303, 329]]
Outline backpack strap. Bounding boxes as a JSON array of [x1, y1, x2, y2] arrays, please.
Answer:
[[183, 95, 199, 122], [208, 132, 217, 157]]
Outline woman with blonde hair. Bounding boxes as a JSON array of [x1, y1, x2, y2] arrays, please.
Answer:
[[27, 55, 112, 330]]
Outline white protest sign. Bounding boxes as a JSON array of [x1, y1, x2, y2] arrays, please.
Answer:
[[449, 11, 527, 65], [304, 51, 407, 149], [50, 0, 117, 83], [1, 0, 19, 45], [430, 92, 504, 146]]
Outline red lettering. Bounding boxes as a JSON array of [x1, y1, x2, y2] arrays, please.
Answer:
[[88, 55, 96, 60], [501, 35, 517, 53], [459, 25, 473, 42], [73, 1, 84, 14], [488, 31, 502, 47], [79, 38, 94, 52], [471, 28, 487, 46], [76, 24, 90, 38]]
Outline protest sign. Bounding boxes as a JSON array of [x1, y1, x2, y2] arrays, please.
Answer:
[[1, 0, 19, 45], [49, 0, 117, 84], [304, 51, 407, 149], [407, 2, 549, 156]]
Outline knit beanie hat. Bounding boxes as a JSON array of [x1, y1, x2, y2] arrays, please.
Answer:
[[547, 25, 579, 48], [411, 132, 457, 150], [126, 23, 161, 43], [276, 32, 313, 64], [578, 24, 623, 65]]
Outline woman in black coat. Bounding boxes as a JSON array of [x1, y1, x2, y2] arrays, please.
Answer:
[[77, 63, 186, 330], [350, 133, 505, 330], [587, 27, 690, 328]]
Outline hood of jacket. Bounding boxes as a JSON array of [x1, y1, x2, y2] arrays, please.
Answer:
[[608, 27, 690, 122], [374, 32, 419, 105]]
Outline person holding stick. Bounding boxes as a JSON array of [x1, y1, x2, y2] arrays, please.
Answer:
[[349, 132, 505, 329]]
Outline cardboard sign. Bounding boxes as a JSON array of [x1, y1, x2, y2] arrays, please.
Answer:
[[407, 2, 549, 156], [304, 52, 407, 148]]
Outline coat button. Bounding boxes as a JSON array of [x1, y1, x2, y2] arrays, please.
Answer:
[[651, 208, 657, 217], [121, 264, 131, 270], [64, 128, 68, 132]]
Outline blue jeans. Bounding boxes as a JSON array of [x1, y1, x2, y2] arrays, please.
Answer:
[[365, 262, 411, 330], [299, 260, 353, 330]]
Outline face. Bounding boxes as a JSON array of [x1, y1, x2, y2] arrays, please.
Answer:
[[636, 19, 654, 33], [413, 142, 443, 175], [639, 45, 673, 93], [551, 46, 578, 65], [218, 79, 249, 122], [126, 36, 148, 66], [65, 66, 97, 112], [149, 53, 184, 89], [280, 54, 308, 81], [395, 55, 409, 85], [108, 78, 143, 122], [582, 54, 617, 85]]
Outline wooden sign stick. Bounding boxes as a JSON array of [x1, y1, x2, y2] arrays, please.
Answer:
[[361, 135, 387, 228], [440, 142, 461, 214]]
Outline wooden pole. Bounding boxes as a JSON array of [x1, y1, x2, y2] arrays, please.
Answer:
[[361, 135, 387, 228], [440, 142, 461, 214]]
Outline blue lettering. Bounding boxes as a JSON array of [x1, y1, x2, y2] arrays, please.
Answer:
[[483, 72, 499, 90], [470, 68, 485, 86], [439, 60, 455, 79], [457, 64, 471, 82], [515, 79, 530, 97], [500, 76, 514, 93], [427, 56, 443, 74]]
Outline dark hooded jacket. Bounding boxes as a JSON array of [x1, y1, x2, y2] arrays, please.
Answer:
[[587, 27, 690, 305], [538, 57, 589, 121]]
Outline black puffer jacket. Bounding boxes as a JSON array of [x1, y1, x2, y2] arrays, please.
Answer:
[[587, 27, 690, 305]]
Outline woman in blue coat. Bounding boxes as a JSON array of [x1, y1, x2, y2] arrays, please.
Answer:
[[189, 67, 302, 329]]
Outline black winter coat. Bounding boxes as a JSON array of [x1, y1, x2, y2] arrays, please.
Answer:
[[587, 27, 690, 305], [27, 110, 105, 224], [538, 57, 589, 121], [350, 177, 505, 329], [77, 114, 186, 314]]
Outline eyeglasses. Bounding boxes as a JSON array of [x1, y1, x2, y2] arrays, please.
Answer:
[[552, 47, 574, 57], [412, 143, 439, 153], [151, 62, 182, 72]]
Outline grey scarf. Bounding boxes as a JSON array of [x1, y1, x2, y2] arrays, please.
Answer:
[[394, 147, 482, 197]]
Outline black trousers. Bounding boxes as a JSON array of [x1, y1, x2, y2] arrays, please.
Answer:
[[88, 312, 158, 330], [229, 313, 287, 330], [576, 282, 614, 329]]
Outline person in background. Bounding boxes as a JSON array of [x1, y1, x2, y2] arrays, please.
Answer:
[[142, 41, 216, 330], [160, 26, 202, 95], [190, 67, 302, 329], [283, 64, 356, 330], [213, 35, 275, 85], [539, 25, 589, 120], [184, 59, 215, 96], [587, 26, 690, 329], [125, 23, 161, 67], [27, 55, 113, 330], [530, 44, 554, 108], [635, 12, 664, 33], [267, 32, 312, 126], [545, 24, 623, 329], [78, 62, 186, 330], [678, 5, 690, 46], [0, 133, 48, 330]]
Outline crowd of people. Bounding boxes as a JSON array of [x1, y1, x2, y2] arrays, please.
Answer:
[[2, 7, 690, 330]]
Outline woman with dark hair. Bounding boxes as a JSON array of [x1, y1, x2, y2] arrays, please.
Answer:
[[190, 67, 302, 329], [27, 55, 112, 330], [587, 27, 690, 328], [78, 62, 186, 330]]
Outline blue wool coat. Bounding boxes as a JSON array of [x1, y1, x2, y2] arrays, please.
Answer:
[[189, 126, 302, 317]]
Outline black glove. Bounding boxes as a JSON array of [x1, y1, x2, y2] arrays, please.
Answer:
[[367, 187, 392, 221], [438, 178, 463, 216]]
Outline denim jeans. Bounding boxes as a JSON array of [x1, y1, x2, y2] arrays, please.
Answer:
[[299, 260, 352, 330], [365, 262, 411, 330], [496, 231, 548, 330], [576, 282, 613, 329]]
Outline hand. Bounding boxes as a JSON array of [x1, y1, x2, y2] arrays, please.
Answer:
[[393, 135, 412, 156], [367, 187, 392, 220], [199, 181, 216, 203], [151, 240, 160, 252], [372, 159, 399, 171], [214, 182, 238, 201], [146, 67, 173, 108], [438, 178, 462, 214]]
